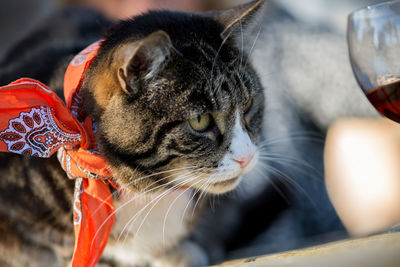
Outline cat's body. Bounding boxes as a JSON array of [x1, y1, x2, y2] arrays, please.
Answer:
[[0, 155, 75, 267], [0, 2, 267, 266]]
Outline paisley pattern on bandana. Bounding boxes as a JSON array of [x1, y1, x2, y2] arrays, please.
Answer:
[[0, 107, 81, 157]]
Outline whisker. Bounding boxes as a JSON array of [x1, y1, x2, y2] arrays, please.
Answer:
[[210, 189, 216, 212], [118, 169, 204, 242], [162, 178, 204, 245], [211, 28, 234, 90], [257, 153, 323, 178], [245, 22, 263, 67], [259, 137, 325, 149], [90, 168, 203, 249], [180, 185, 202, 226], [91, 166, 197, 216], [191, 181, 210, 219], [239, 18, 244, 70], [118, 174, 197, 244], [257, 162, 301, 191], [257, 162, 317, 208], [259, 132, 325, 147], [135, 167, 204, 196], [253, 167, 290, 204], [124, 173, 202, 245]]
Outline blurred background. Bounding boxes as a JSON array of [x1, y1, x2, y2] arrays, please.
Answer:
[[0, 0, 388, 60]]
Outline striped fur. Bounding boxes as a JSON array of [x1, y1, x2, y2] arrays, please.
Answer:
[[0, 154, 75, 266]]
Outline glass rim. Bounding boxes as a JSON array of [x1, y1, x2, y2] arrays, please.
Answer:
[[349, 0, 400, 18]]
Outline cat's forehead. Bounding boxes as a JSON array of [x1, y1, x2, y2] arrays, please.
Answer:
[[141, 43, 256, 118], [147, 65, 254, 119], [169, 42, 253, 98]]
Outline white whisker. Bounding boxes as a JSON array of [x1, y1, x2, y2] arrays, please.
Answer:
[[259, 132, 325, 148], [126, 174, 202, 245], [257, 162, 317, 208], [180, 185, 201, 226], [211, 29, 234, 90], [191, 181, 210, 219], [239, 19, 244, 70], [90, 167, 203, 250], [118, 169, 204, 244], [245, 23, 263, 67], [91, 166, 197, 217], [254, 167, 290, 203], [161, 178, 204, 245], [257, 152, 322, 178]]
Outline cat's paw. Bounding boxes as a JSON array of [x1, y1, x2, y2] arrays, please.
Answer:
[[154, 240, 209, 267]]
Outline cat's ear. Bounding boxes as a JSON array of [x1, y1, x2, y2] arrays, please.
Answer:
[[117, 30, 173, 95], [210, 0, 266, 40]]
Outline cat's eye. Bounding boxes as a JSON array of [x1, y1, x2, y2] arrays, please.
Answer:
[[188, 114, 211, 132], [243, 98, 253, 114]]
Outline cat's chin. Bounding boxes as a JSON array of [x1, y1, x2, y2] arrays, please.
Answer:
[[195, 176, 242, 194]]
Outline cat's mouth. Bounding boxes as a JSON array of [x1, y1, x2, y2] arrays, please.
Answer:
[[145, 162, 242, 194], [161, 174, 241, 194]]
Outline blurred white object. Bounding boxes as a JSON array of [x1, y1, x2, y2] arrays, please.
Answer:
[[325, 118, 400, 236]]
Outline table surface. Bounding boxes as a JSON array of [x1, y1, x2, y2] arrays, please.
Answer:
[[213, 230, 400, 267]]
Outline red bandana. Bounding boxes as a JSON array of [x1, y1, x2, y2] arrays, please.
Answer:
[[0, 41, 115, 266]]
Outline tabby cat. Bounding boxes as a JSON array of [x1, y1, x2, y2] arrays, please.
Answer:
[[0, 1, 265, 266]]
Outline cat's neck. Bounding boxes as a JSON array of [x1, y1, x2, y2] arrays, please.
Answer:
[[104, 189, 196, 264]]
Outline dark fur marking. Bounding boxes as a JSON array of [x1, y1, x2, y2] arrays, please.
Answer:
[[101, 120, 182, 165], [166, 139, 202, 154]]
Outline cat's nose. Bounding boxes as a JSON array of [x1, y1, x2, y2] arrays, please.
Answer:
[[233, 154, 254, 169]]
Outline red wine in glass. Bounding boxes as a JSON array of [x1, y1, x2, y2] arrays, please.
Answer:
[[366, 80, 400, 123], [348, 1, 400, 123]]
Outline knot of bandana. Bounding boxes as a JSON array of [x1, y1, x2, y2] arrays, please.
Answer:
[[0, 41, 115, 267]]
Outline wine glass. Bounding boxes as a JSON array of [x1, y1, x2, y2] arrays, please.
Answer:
[[348, 0, 400, 123]]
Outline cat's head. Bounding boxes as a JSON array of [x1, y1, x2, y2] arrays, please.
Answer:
[[82, 0, 265, 194]]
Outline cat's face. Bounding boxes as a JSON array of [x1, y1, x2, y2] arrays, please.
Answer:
[[83, 1, 265, 194]]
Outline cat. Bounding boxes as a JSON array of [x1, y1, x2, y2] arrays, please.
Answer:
[[0, 1, 267, 266]]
